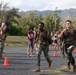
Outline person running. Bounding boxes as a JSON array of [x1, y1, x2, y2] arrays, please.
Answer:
[[54, 31, 59, 52], [35, 22, 52, 72], [59, 26, 65, 57], [58, 20, 76, 72], [0, 27, 4, 59], [1, 22, 7, 54], [1, 23, 7, 41]]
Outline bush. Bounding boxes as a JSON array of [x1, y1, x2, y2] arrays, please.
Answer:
[[7, 25, 21, 35], [7, 25, 29, 36]]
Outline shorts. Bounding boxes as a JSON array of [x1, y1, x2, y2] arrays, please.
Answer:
[[54, 40, 58, 44], [28, 40, 34, 49]]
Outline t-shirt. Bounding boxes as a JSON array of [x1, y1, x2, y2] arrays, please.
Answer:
[[54, 34, 58, 40], [28, 31, 34, 41], [63, 29, 76, 44]]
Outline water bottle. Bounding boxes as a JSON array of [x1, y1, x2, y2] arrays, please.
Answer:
[[67, 45, 74, 53]]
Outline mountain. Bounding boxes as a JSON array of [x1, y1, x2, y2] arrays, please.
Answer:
[[59, 8, 76, 18], [19, 8, 76, 18]]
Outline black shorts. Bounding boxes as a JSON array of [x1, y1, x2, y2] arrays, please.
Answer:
[[54, 40, 58, 44]]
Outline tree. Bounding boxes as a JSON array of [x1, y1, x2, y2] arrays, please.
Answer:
[[43, 13, 55, 33], [25, 11, 39, 27], [0, 1, 20, 29], [20, 11, 43, 28], [5, 8, 20, 28], [0, 1, 9, 23], [17, 11, 43, 36], [53, 7, 61, 32]]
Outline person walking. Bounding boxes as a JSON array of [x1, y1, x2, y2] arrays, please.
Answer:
[[35, 22, 52, 72], [58, 20, 76, 72]]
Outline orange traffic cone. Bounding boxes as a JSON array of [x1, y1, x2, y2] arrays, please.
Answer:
[[3, 57, 9, 66], [53, 50, 57, 57], [73, 48, 76, 52]]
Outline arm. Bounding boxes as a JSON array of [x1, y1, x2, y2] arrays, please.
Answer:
[[58, 29, 66, 39], [74, 29, 76, 44], [33, 31, 36, 38], [28, 33, 34, 39], [0, 31, 4, 39], [28, 34, 31, 39]]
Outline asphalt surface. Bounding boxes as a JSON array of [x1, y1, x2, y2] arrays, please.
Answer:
[[0, 45, 76, 75]]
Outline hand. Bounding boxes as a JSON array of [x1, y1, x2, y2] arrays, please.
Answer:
[[40, 33, 45, 38], [29, 36, 34, 39], [62, 29, 67, 33]]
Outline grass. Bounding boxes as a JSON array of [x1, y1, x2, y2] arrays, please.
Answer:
[[5, 36, 28, 46]]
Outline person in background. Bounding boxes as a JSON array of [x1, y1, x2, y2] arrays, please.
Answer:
[[27, 27, 34, 56], [59, 26, 65, 57], [33, 27, 37, 51], [1, 22, 7, 54], [1, 23, 7, 41], [54, 31, 59, 52], [0, 27, 4, 59], [58, 20, 76, 72]]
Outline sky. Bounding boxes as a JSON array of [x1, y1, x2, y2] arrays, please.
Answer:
[[1, 0, 76, 11]]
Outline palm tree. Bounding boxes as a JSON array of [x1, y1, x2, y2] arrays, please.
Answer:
[[0, 1, 9, 23], [0, 1, 21, 28], [5, 8, 21, 28]]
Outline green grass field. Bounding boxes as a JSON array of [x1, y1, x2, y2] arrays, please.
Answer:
[[5, 36, 28, 46]]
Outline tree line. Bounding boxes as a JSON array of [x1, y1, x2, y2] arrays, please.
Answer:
[[0, 1, 76, 36]]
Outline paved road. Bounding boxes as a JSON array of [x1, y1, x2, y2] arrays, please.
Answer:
[[0, 46, 76, 75]]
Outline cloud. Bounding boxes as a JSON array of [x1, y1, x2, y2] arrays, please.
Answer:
[[1, 0, 76, 11]]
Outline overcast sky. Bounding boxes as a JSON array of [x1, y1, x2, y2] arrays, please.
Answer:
[[1, 0, 76, 11]]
